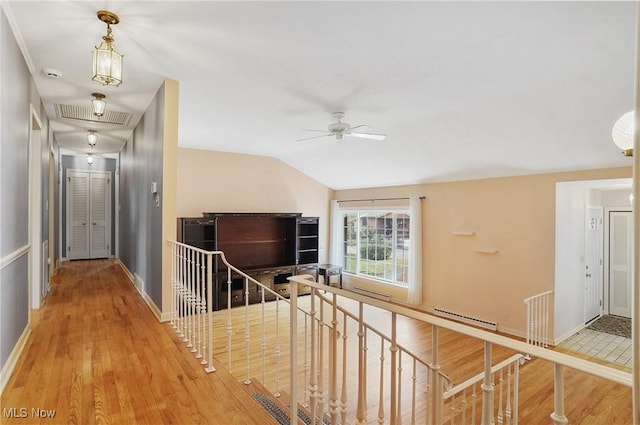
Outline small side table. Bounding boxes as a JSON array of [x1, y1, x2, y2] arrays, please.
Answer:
[[318, 264, 343, 289]]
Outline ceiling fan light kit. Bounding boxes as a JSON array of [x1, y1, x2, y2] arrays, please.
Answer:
[[92, 10, 123, 87], [297, 112, 386, 142]]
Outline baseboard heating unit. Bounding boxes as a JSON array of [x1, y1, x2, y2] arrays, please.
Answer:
[[433, 308, 498, 331], [351, 286, 392, 302]]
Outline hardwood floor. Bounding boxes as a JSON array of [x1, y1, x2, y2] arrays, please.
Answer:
[[1, 260, 278, 425], [1, 259, 633, 424]]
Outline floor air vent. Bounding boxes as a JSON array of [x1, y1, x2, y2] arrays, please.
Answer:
[[433, 308, 497, 331]]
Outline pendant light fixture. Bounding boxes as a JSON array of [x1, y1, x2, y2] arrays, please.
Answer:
[[87, 153, 94, 165], [611, 111, 635, 156], [87, 130, 98, 147], [92, 10, 123, 87], [91, 93, 106, 117]]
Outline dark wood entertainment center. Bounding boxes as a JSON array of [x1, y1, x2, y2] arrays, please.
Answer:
[[177, 213, 319, 310]]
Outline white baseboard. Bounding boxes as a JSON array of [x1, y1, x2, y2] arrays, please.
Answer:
[[553, 323, 586, 346], [0, 324, 31, 394], [117, 260, 165, 323]]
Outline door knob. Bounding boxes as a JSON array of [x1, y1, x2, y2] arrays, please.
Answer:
[[93, 222, 97, 225], [586, 273, 591, 277]]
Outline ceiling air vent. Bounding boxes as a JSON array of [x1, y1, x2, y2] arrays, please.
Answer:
[[54, 103, 131, 126]]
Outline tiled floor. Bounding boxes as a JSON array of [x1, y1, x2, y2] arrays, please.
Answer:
[[559, 328, 633, 367]]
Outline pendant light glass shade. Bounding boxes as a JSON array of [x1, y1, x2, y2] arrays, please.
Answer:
[[92, 11, 123, 87], [87, 154, 94, 165], [87, 131, 98, 146], [91, 93, 106, 117], [611, 111, 635, 156]]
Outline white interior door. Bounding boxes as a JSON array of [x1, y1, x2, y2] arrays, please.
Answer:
[[89, 173, 111, 258], [584, 207, 603, 323], [609, 211, 632, 318], [68, 171, 90, 260], [67, 170, 111, 260]]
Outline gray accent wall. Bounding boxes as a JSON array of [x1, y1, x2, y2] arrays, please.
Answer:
[[119, 83, 166, 308], [1, 8, 34, 368]]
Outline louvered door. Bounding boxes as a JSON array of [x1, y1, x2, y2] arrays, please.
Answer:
[[89, 173, 110, 258], [67, 170, 111, 260]]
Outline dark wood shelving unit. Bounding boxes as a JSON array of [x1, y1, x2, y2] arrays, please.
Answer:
[[178, 213, 319, 310]]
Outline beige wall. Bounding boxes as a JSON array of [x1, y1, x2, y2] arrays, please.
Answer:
[[176, 148, 334, 262], [335, 167, 632, 337]]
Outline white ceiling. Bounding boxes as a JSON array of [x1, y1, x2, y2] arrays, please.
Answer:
[[5, 1, 636, 190]]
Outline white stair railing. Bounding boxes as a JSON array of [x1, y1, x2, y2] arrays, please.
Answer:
[[168, 242, 632, 425], [523, 290, 553, 349], [441, 353, 524, 425], [288, 275, 632, 425]]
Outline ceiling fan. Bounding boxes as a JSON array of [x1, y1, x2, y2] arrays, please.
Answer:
[[297, 112, 386, 142]]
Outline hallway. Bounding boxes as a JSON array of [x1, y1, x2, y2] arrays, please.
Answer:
[[0, 260, 276, 425]]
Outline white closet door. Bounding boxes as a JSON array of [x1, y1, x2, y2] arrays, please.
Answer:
[[67, 171, 90, 260], [89, 172, 110, 259], [609, 211, 632, 318]]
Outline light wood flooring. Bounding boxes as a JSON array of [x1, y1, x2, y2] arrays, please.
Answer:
[[1, 259, 633, 424]]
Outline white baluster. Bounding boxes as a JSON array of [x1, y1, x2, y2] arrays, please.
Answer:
[[289, 272, 299, 425], [304, 313, 310, 408], [378, 339, 386, 425], [329, 293, 339, 424], [497, 369, 504, 425], [274, 297, 281, 397], [550, 364, 568, 425], [513, 358, 519, 425], [244, 277, 251, 385], [505, 364, 512, 425], [226, 270, 233, 371], [261, 288, 267, 385], [397, 351, 403, 425], [318, 298, 325, 417], [450, 393, 456, 425], [481, 341, 494, 425], [340, 310, 348, 424], [390, 312, 398, 425], [471, 384, 477, 425], [205, 253, 215, 372], [432, 325, 442, 425], [356, 301, 367, 425], [411, 359, 417, 425], [461, 388, 467, 425], [308, 289, 318, 424]]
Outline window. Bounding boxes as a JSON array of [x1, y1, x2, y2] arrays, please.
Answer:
[[341, 210, 411, 286]]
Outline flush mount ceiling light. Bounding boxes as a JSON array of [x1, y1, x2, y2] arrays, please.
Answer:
[[91, 92, 106, 117], [92, 10, 123, 87], [611, 111, 635, 157], [87, 153, 94, 165], [87, 130, 98, 147]]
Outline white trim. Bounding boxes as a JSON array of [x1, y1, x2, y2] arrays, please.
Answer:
[[117, 261, 169, 323], [29, 104, 43, 310], [0, 245, 30, 271], [553, 323, 587, 346], [0, 324, 31, 393]]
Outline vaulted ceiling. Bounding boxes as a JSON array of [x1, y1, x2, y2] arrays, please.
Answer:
[[5, 1, 636, 190]]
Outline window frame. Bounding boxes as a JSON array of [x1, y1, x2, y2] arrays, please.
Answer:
[[339, 207, 411, 287]]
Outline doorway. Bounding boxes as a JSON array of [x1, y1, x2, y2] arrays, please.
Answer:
[[66, 169, 112, 260]]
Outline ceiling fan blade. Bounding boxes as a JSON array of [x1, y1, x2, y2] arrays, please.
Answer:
[[296, 133, 332, 142], [349, 132, 386, 141], [302, 129, 330, 133], [349, 124, 373, 131]]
